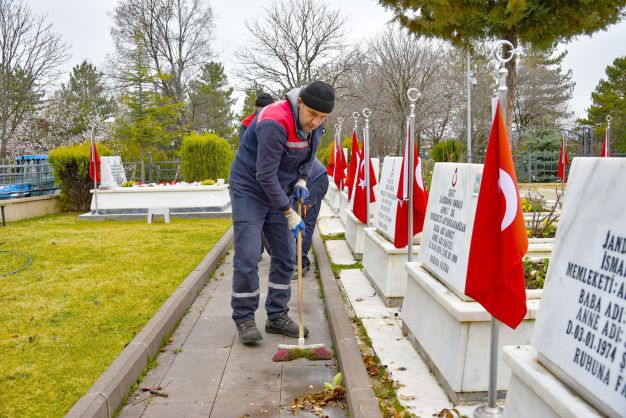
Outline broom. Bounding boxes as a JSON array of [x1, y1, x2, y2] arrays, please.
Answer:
[[272, 199, 332, 362]]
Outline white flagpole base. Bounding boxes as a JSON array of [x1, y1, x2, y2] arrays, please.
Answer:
[[473, 405, 503, 418]]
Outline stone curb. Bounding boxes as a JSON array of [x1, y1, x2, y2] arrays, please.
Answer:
[[312, 230, 382, 418], [65, 227, 234, 418]]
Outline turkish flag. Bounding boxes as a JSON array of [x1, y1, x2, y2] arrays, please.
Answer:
[[89, 140, 101, 183], [345, 130, 362, 199], [465, 102, 528, 329], [327, 141, 335, 175], [394, 121, 428, 248], [557, 137, 569, 181], [600, 131, 610, 157], [352, 154, 377, 224], [332, 135, 347, 189]]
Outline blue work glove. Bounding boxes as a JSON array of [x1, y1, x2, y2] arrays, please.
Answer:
[[293, 179, 309, 201], [285, 210, 306, 239]]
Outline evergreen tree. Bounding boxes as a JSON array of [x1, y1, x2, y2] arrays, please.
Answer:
[[581, 56, 626, 153], [61, 61, 116, 137], [239, 82, 265, 121], [112, 30, 185, 165], [187, 62, 235, 138]]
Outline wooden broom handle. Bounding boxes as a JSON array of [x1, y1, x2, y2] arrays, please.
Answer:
[[297, 199, 304, 340]]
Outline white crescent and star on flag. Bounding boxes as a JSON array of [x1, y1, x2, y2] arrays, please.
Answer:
[[498, 168, 517, 232]]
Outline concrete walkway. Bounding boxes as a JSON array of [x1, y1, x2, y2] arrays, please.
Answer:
[[119, 251, 346, 418]]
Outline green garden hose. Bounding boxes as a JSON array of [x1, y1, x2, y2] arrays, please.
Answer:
[[0, 250, 33, 277]]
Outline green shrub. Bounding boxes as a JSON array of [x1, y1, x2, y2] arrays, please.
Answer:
[[179, 132, 234, 182], [523, 126, 561, 152], [318, 136, 357, 167], [521, 197, 543, 212], [48, 141, 111, 211], [431, 139, 464, 162], [523, 257, 550, 289]]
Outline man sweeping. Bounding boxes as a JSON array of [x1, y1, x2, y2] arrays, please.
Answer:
[[229, 81, 335, 344]]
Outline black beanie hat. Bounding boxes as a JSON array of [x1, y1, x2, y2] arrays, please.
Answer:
[[299, 81, 335, 113], [255, 92, 274, 107]]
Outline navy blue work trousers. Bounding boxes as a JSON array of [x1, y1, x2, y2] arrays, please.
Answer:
[[230, 190, 295, 326], [300, 174, 329, 268]]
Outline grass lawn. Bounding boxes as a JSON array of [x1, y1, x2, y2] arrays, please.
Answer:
[[0, 213, 231, 418]]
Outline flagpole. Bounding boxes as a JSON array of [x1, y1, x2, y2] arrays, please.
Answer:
[[362, 108, 371, 227], [467, 51, 473, 163], [606, 115, 612, 157], [338, 117, 344, 211], [351, 112, 359, 215], [561, 135, 566, 196], [474, 41, 521, 418], [90, 127, 99, 215], [406, 88, 421, 263]]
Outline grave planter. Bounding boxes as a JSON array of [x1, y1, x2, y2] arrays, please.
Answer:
[[88, 184, 231, 215], [362, 227, 420, 307], [338, 191, 349, 226], [502, 346, 603, 418], [325, 179, 341, 211], [526, 237, 554, 260], [344, 209, 378, 260], [402, 262, 541, 404]]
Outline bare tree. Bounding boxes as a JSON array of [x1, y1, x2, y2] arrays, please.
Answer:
[[236, 0, 360, 94], [362, 26, 452, 156], [111, 0, 215, 102], [0, 0, 69, 159]]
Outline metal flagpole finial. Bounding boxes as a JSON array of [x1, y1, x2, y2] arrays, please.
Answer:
[[352, 112, 360, 132], [407, 88, 421, 118], [362, 108, 371, 128], [492, 40, 522, 92]]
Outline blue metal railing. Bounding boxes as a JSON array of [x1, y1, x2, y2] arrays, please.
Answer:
[[0, 161, 57, 199]]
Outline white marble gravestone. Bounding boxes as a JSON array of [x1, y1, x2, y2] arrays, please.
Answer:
[[99, 156, 127, 189], [344, 157, 380, 257], [525, 158, 626, 418], [361, 157, 419, 306], [402, 162, 539, 402], [375, 157, 403, 241], [419, 163, 483, 301]]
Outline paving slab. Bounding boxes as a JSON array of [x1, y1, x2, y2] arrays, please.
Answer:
[[325, 239, 356, 265], [318, 217, 345, 236], [338, 260, 464, 416], [339, 269, 398, 319], [118, 250, 342, 418], [319, 200, 337, 219]]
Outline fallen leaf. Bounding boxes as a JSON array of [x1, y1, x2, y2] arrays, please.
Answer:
[[141, 386, 168, 397], [399, 394, 416, 401]]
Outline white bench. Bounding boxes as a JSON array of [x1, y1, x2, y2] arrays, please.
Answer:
[[147, 207, 170, 224]]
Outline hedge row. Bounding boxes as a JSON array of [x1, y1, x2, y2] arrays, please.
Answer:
[[179, 132, 234, 182]]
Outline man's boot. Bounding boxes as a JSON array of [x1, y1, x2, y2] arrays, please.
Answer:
[[265, 313, 309, 338], [237, 320, 262, 344]]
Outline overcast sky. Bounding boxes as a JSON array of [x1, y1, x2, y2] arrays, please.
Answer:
[[27, 0, 626, 119]]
